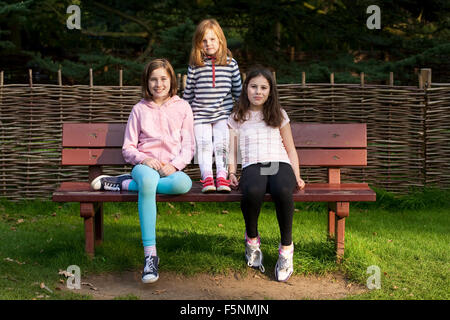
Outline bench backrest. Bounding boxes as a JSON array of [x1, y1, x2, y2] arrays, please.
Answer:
[[62, 122, 367, 183]]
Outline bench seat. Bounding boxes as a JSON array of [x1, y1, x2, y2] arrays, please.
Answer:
[[53, 182, 376, 203]]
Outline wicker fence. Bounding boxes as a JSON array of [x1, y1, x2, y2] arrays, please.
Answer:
[[0, 68, 449, 200]]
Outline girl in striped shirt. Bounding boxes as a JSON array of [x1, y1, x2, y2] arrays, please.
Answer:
[[183, 19, 242, 193]]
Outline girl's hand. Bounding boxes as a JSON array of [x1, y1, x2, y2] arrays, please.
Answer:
[[297, 178, 305, 190], [159, 163, 177, 177], [142, 158, 163, 170], [229, 173, 239, 190]]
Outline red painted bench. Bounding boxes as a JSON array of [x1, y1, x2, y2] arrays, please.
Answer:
[[52, 122, 376, 261]]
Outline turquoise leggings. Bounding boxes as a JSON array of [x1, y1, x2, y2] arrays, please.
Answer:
[[128, 164, 192, 247]]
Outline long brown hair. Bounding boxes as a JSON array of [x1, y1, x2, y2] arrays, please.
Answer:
[[141, 58, 178, 100], [233, 66, 283, 128], [189, 19, 232, 67]]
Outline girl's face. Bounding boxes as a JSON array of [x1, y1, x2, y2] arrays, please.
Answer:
[[148, 67, 171, 103], [247, 75, 270, 109], [202, 29, 220, 56]]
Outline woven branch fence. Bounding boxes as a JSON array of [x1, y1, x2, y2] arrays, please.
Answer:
[[0, 68, 449, 201]]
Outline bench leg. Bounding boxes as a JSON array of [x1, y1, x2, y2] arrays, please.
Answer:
[[330, 202, 349, 263], [335, 216, 345, 263], [327, 203, 336, 240], [80, 203, 96, 258], [94, 203, 104, 246]]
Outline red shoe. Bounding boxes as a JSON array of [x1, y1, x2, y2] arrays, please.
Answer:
[[200, 177, 216, 193], [216, 177, 231, 193]]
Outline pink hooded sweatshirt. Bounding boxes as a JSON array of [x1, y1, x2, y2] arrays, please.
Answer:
[[122, 95, 195, 171]]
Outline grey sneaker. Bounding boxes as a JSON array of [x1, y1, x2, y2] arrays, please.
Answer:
[[142, 255, 159, 284], [275, 246, 294, 282], [245, 241, 265, 273], [90, 174, 132, 191]]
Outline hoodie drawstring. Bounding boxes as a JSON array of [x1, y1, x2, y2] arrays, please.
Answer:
[[208, 56, 216, 88]]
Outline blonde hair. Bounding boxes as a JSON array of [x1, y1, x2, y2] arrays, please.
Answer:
[[189, 19, 232, 67], [141, 58, 178, 100]]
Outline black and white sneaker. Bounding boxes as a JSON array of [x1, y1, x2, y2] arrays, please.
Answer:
[[90, 174, 132, 191], [142, 255, 159, 284]]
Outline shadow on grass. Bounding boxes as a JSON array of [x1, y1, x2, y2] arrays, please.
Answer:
[[91, 223, 338, 276]]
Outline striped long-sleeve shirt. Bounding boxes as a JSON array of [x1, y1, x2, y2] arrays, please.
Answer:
[[183, 57, 242, 124]]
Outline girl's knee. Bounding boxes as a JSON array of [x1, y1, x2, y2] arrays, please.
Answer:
[[161, 172, 192, 194], [173, 173, 192, 194], [243, 185, 264, 200], [172, 177, 192, 194], [271, 187, 293, 200], [133, 167, 159, 193]]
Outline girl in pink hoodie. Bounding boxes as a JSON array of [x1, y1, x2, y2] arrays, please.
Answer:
[[91, 59, 195, 283]]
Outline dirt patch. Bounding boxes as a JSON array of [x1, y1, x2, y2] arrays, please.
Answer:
[[65, 269, 367, 300]]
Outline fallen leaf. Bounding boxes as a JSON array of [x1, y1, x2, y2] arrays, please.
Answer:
[[152, 289, 167, 295], [17, 219, 24, 224], [58, 270, 73, 277], [39, 282, 53, 293], [4, 257, 25, 265], [221, 210, 229, 214], [79, 282, 98, 291], [167, 203, 175, 209], [218, 224, 223, 228]]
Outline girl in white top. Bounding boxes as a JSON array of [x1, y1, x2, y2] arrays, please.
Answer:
[[227, 66, 305, 282]]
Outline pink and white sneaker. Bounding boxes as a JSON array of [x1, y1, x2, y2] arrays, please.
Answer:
[[216, 177, 231, 193]]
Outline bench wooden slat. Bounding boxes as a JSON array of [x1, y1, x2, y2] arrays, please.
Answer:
[[63, 123, 125, 147], [62, 148, 127, 165], [298, 149, 367, 166], [62, 148, 367, 167], [53, 182, 376, 203], [291, 123, 366, 148]]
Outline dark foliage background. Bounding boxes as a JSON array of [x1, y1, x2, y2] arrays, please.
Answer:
[[0, 0, 449, 85]]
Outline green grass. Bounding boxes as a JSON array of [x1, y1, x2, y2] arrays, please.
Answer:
[[0, 188, 449, 300]]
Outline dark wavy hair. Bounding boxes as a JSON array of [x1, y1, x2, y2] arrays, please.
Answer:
[[232, 66, 283, 127], [142, 58, 178, 100]]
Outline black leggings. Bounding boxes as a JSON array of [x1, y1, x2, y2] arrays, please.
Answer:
[[239, 162, 297, 246]]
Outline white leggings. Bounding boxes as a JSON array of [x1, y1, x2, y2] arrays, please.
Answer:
[[194, 119, 229, 180]]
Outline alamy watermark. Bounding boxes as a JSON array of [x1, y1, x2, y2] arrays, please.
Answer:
[[65, 265, 81, 289], [366, 5, 381, 30], [366, 265, 381, 290], [66, 5, 81, 30]]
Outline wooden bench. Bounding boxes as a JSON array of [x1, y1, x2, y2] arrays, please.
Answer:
[[52, 122, 376, 262]]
